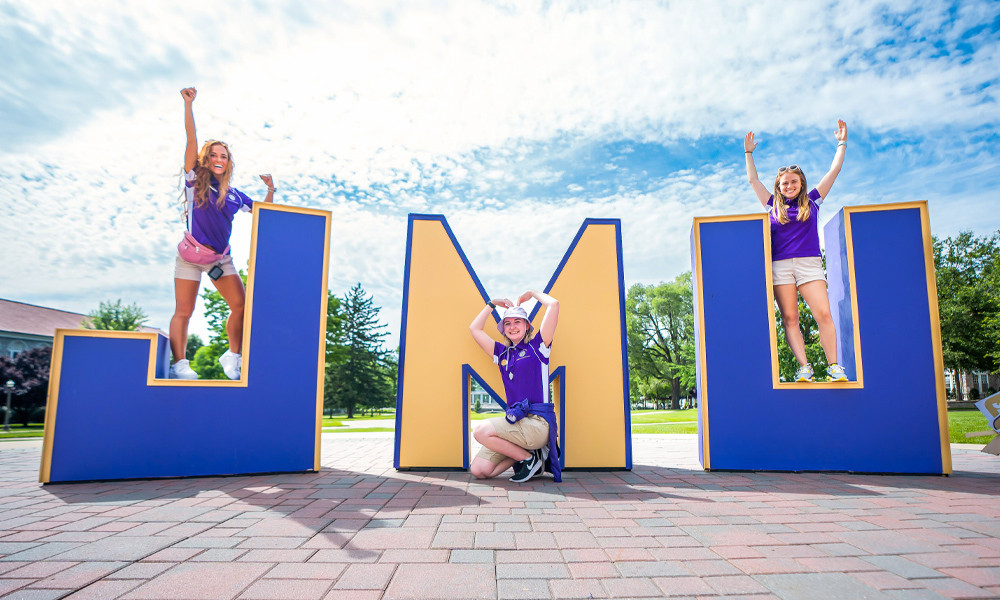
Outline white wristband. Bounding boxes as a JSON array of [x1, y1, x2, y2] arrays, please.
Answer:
[[837, 141, 847, 147]]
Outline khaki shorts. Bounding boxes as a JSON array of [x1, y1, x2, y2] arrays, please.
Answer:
[[772, 256, 825, 287], [174, 253, 238, 282], [475, 415, 549, 464]]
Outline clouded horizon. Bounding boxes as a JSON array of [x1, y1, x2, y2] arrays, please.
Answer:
[[2, 0, 998, 345]]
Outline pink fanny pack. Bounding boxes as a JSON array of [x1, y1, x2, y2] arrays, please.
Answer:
[[177, 231, 229, 264]]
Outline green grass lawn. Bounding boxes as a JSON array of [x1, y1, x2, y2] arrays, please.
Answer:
[[323, 412, 394, 421], [947, 409, 995, 444], [629, 409, 699, 424], [0, 424, 44, 439]]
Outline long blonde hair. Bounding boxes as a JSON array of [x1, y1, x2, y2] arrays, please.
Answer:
[[192, 140, 234, 209], [771, 168, 810, 225]]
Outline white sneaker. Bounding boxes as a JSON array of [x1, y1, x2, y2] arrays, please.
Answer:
[[219, 350, 241, 380], [169, 359, 198, 380]]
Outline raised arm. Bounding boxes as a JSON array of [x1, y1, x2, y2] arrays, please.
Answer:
[[517, 290, 559, 346], [744, 132, 771, 206], [181, 87, 198, 172], [469, 298, 512, 356], [815, 119, 847, 199], [259, 174, 276, 203]]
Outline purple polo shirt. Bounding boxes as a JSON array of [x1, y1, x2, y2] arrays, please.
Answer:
[[493, 335, 551, 405], [184, 170, 253, 254], [767, 188, 824, 261]]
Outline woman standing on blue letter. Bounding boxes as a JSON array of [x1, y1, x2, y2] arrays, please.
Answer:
[[169, 87, 275, 380], [744, 120, 849, 382], [468, 290, 561, 482]]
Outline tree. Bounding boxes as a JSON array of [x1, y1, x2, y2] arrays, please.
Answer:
[[326, 284, 394, 418], [626, 273, 695, 410], [774, 299, 826, 382], [323, 292, 346, 417], [934, 231, 1000, 399], [0, 347, 51, 426], [186, 334, 204, 361], [83, 299, 148, 331]]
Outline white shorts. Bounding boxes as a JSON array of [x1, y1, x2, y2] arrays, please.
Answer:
[[174, 253, 237, 282], [772, 256, 825, 287]]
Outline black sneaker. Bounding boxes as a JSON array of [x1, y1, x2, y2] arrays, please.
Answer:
[[510, 449, 543, 483]]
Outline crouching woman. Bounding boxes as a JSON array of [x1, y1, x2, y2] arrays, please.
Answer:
[[468, 290, 561, 483]]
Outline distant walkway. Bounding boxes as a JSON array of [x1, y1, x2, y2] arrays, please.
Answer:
[[0, 436, 997, 599]]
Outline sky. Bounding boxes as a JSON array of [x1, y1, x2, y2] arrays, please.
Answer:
[[2, 0, 998, 348]]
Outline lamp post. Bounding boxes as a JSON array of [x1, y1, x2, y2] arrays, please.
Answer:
[[3, 380, 13, 433]]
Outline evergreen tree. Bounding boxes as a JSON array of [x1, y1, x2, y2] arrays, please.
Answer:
[[326, 284, 393, 418], [323, 292, 346, 416], [83, 299, 148, 331]]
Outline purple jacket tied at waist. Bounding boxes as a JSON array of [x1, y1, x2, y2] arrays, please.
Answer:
[[505, 399, 561, 482]]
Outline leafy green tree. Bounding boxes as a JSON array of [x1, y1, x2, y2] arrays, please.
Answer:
[[186, 334, 204, 361], [934, 231, 1000, 399], [83, 299, 148, 331], [774, 299, 826, 382], [626, 273, 695, 410], [326, 284, 394, 418]]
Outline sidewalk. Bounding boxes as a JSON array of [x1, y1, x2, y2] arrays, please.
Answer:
[[0, 434, 997, 599]]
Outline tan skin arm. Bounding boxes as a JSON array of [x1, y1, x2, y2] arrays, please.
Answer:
[[469, 298, 513, 356], [744, 132, 771, 207], [181, 87, 198, 172], [815, 120, 847, 199], [517, 289, 559, 347], [259, 174, 275, 203]]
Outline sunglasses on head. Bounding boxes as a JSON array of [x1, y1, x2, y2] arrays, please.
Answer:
[[777, 165, 800, 174]]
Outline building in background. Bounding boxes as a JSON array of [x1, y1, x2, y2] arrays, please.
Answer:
[[0, 298, 164, 359]]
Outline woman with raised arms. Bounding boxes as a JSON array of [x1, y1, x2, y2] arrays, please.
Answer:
[[169, 87, 275, 380], [468, 290, 561, 482], [744, 120, 849, 383]]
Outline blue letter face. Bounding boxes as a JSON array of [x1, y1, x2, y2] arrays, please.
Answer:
[[691, 202, 950, 474], [394, 215, 632, 471], [41, 205, 332, 483]]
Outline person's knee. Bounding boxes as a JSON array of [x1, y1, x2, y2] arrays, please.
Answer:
[[172, 305, 195, 319], [473, 423, 492, 444], [228, 299, 245, 315], [469, 462, 491, 479], [812, 306, 833, 325]]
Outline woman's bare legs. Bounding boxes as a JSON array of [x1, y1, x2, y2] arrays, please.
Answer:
[[797, 279, 838, 364], [774, 283, 808, 366], [211, 274, 246, 352], [169, 278, 200, 363]]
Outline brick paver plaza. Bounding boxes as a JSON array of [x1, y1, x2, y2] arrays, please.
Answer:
[[1, 434, 998, 599]]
